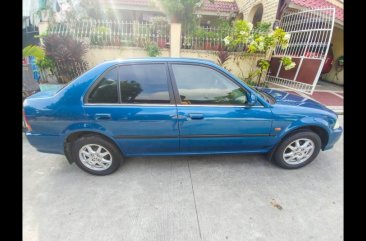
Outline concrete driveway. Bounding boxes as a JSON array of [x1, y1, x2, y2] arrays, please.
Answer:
[[23, 116, 343, 241]]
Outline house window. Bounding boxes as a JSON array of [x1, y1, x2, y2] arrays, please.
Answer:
[[249, 4, 264, 26]]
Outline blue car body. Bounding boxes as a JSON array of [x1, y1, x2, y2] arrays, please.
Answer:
[[23, 58, 342, 161]]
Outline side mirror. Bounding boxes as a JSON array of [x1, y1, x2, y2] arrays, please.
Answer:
[[247, 93, 257, 106]]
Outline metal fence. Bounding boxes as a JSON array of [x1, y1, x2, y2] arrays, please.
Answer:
[[47, 21, 237, 51], [39, 61, 88, 84], [181, 26, 232, 50], [47, 20, 170, 48]]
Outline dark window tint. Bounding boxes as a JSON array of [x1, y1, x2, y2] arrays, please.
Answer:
[[119, 64, 170, 104], [171, 64, 248, 105], [88, 68, 118, 103]]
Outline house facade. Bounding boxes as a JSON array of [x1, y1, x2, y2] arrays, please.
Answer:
[[236, 0, 280, 24], [99, 0, 239, 26]]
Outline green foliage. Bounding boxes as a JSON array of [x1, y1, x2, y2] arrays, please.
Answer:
[[257, 59, 270, 71], [193, 27, 216, 39], [144, 41, 161, 57], [241, 76, 268, 88], [223, 20, 253, 48], [224, 20, 295, 85], [22, 45, 45, 60], [213, 19, 232, 30], [35, 57, 55, 72], [253, 22, 271, 33], [191, 24, 230, 43], [158, 0, 212, 31], [224, 20, 291, 53], [90, 26, 111, 46], [281, 56, 296, 70]]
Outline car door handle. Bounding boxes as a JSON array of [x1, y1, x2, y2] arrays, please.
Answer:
[[95, 114, 111, 120], [188, 113, 204, 120]]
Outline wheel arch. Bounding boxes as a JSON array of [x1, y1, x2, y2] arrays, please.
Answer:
[[281, 125, 328, 150], [267, 124, 329, 161], [64, 130, 124, 164]]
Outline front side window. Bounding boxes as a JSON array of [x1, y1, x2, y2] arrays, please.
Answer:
[[171, 64, 248, 105], [119, 64, 170, 104], [88, 68, 118, 103]]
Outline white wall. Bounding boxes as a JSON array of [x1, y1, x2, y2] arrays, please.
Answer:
[[85, 47, 265, 80]]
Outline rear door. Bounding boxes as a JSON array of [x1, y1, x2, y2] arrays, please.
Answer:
[[83, 63, 179, 155], [169, 63, 274, 154]]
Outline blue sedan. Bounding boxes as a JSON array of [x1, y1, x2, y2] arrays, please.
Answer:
[[23, 58, 342, 175]]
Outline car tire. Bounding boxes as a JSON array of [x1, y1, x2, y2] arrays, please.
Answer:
[[72, 135, 123, 175], [273, 131, 321, 169]]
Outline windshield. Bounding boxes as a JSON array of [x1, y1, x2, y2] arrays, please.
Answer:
[[247, 85, 276, 104]]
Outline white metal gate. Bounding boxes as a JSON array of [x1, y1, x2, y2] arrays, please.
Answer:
[[265, 8, 335, 94]]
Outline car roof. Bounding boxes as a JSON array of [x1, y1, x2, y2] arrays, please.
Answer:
[[102, 57, 217, 65]]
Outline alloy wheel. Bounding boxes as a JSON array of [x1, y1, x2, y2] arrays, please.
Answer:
[[79, 144, 113, 171]]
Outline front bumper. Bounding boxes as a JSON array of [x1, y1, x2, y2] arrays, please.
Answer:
[[323, 127, 343, 151]]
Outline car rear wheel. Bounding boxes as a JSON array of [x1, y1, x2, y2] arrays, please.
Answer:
[[72, 135, 122, 175], [273, 131, 321, 169]]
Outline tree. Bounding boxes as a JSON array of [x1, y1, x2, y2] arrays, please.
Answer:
[[157, 0, 213, 31], [22, 45, 45, 60], [224, 20, 295, 85]]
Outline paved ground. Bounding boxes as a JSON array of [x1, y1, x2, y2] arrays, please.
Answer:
[[315, 80, 343, 92], [23, 117, 343, 241]]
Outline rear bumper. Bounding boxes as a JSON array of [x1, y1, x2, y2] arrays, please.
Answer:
[[25, 132, 64, 154], [323, 127, 343, 151]]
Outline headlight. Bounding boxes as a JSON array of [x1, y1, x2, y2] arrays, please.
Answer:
[[333, 118, 340, 129]]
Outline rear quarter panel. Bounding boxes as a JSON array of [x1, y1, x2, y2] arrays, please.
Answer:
[[24, 62, 116, 154]]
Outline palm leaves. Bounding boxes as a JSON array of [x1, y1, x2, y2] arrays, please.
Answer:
[[22, 45, 45, 60]]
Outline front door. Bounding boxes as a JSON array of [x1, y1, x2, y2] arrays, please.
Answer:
[[169, 64, 274, 154], [83, 63, 179, 155]]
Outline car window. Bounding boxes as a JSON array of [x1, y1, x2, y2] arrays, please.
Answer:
[[88, 68, 118, 103], [119, 64, 170, 104], [171, 64, 248, 105]]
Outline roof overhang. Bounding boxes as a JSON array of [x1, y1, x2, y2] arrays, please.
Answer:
[[196, 10, 233, 17], [104, 3, 159, 12], [286, 2, 343, 27]]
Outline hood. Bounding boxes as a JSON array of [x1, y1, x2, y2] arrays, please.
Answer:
[[259, 88, 335, 113]]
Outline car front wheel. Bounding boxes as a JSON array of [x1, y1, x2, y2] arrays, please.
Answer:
[[273, 131, 321, 169], [72, 135, 122, 175]]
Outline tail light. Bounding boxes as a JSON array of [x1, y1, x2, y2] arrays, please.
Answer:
[[23, 110, 32, 132]]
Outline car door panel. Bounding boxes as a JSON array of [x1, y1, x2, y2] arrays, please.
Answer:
[[84, 105, 179, 155], [169, 63, 274, 153], [177, 106, 274, 153]]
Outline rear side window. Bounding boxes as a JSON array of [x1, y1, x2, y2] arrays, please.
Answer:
[[119, 64, 170, 104], [88, 68, 118, 103]]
